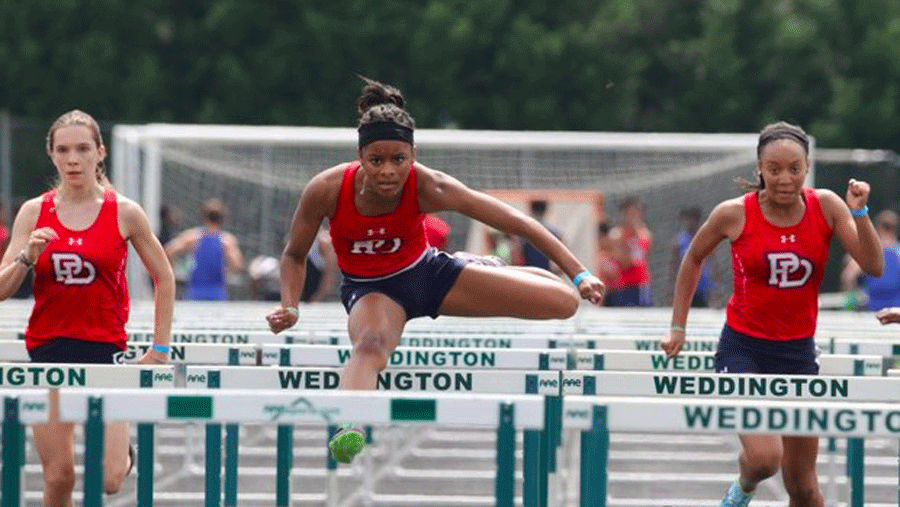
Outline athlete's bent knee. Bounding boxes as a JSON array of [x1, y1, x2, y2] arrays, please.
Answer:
[[741, 448, 781, 482], [785, 484, 825, 507], [44, 466, 76, 497], [551, 290, 579, 319], [784, 477, 823, 506], [353, 334, 391, 370]]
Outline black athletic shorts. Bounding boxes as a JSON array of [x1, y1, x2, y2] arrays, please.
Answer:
[[714, 324, 818, 375], [340, 248, 466, 320], [29, 337, 125, 364]]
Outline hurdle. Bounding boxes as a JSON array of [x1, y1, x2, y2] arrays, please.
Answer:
[[185, 365, 561, 507], [1, 389, 49, 507], [260, 344, 569, 370], [0, 363, 173, 507], [565, 395, 900, 507], [56, 388, 545, 507], [572, 349, 885, 376], [562, 371, 900, 507]]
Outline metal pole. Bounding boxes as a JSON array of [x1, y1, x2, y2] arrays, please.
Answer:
[[0, 111, 11, 230], [1, 397, 23, 507], [495, 403, 515, 507]]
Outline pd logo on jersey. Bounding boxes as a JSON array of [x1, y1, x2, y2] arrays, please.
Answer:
[[350, 238, 402, 255], [52, 253, 96, 285], [767, 252, 812, 288]]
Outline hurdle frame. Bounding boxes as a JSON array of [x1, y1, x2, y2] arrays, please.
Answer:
[[57, 389, 546, 507]]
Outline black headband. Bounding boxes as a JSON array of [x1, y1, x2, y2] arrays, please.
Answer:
[[758, 128, 809, 154], [358, 121, 414, 148]]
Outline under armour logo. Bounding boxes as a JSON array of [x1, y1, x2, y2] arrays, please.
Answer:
[[780, 234, 796, 244], [68, 237, 83, 246], [767, 252, 813, 288], [366, 228, 386, 236], [51, 252, 96, 285]]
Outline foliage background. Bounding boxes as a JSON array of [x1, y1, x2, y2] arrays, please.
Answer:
[[1, 0, 899, 296]]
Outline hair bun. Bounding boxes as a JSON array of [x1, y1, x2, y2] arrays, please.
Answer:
[[357, 76, 405, 116]]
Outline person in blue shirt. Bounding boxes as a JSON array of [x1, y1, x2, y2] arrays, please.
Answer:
[[841, 209, 900, 311], [165, 198, 244, 300], [668, 207, 720, 307], [520, 200, 564, 272]]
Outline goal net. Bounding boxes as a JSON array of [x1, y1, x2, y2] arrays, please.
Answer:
[[112, 125, 776, 302]]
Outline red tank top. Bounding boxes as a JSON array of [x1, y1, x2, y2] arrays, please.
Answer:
[[726, 188, 832, 340], [329, 162, 428, 278], [25, 189, 129, 351], [610, 228, 651, 289]]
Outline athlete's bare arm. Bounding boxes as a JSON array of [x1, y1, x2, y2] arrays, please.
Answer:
[[163, 228, 199, 258], [416, 163, 588, 279], [267, 165, 344, 333], [817, 184, 883, 276], [221, 232, 244, 273], [0, 199, 46, 300], [119, 197, 175, 364], [663, 197, 743, 358]]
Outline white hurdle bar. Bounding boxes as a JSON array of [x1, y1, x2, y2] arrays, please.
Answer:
[[573, 350, 884, 375], [261, 344, 569, 369], [0, 341, 883, 376], [56, 389, 545, 507]]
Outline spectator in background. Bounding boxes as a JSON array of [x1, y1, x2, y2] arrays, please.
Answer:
[[248, 254, 280, 301], [157, 204, 181, 246], [301, 224, 338, 302], [165, 198, 244, 300], [520, 199, 563, 271], [841, 209, 900, 311], [668, 207, 720, 307], [606, 196, 653, 306], [595, 219, 619, 306], [0, 202, 9, 251]]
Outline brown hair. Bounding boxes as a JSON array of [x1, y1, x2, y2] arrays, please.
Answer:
[[356, 76, 416, 129], [46, 110, 111, 188], [202, 198, 226, 224]]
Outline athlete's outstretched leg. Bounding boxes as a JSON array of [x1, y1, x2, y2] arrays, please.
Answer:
[[438, 263, 578, 318], [330, 292, 406, 463]]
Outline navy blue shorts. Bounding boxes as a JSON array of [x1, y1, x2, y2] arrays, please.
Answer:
[[29, 337, 125, 364], [714, 324, 818, 375], [340, 249, 467, 320]]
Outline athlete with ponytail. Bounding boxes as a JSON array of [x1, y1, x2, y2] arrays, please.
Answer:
[[662, 121, 883, 507], [0, 110, 174, 506], [266, 77, 605, 464]]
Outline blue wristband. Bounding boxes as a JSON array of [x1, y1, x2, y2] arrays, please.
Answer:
[[850, 205, 868, 218], [151, 343, 171, 354], [572, 270, 592, 286]]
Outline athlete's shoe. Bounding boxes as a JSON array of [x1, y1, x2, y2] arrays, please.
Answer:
[[451, 251, 508, 267], [721, 480, 753, 507], [329, 424, 365, 464]]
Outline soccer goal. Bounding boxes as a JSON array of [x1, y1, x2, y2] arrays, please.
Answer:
[[112, 125, 793, 301]]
